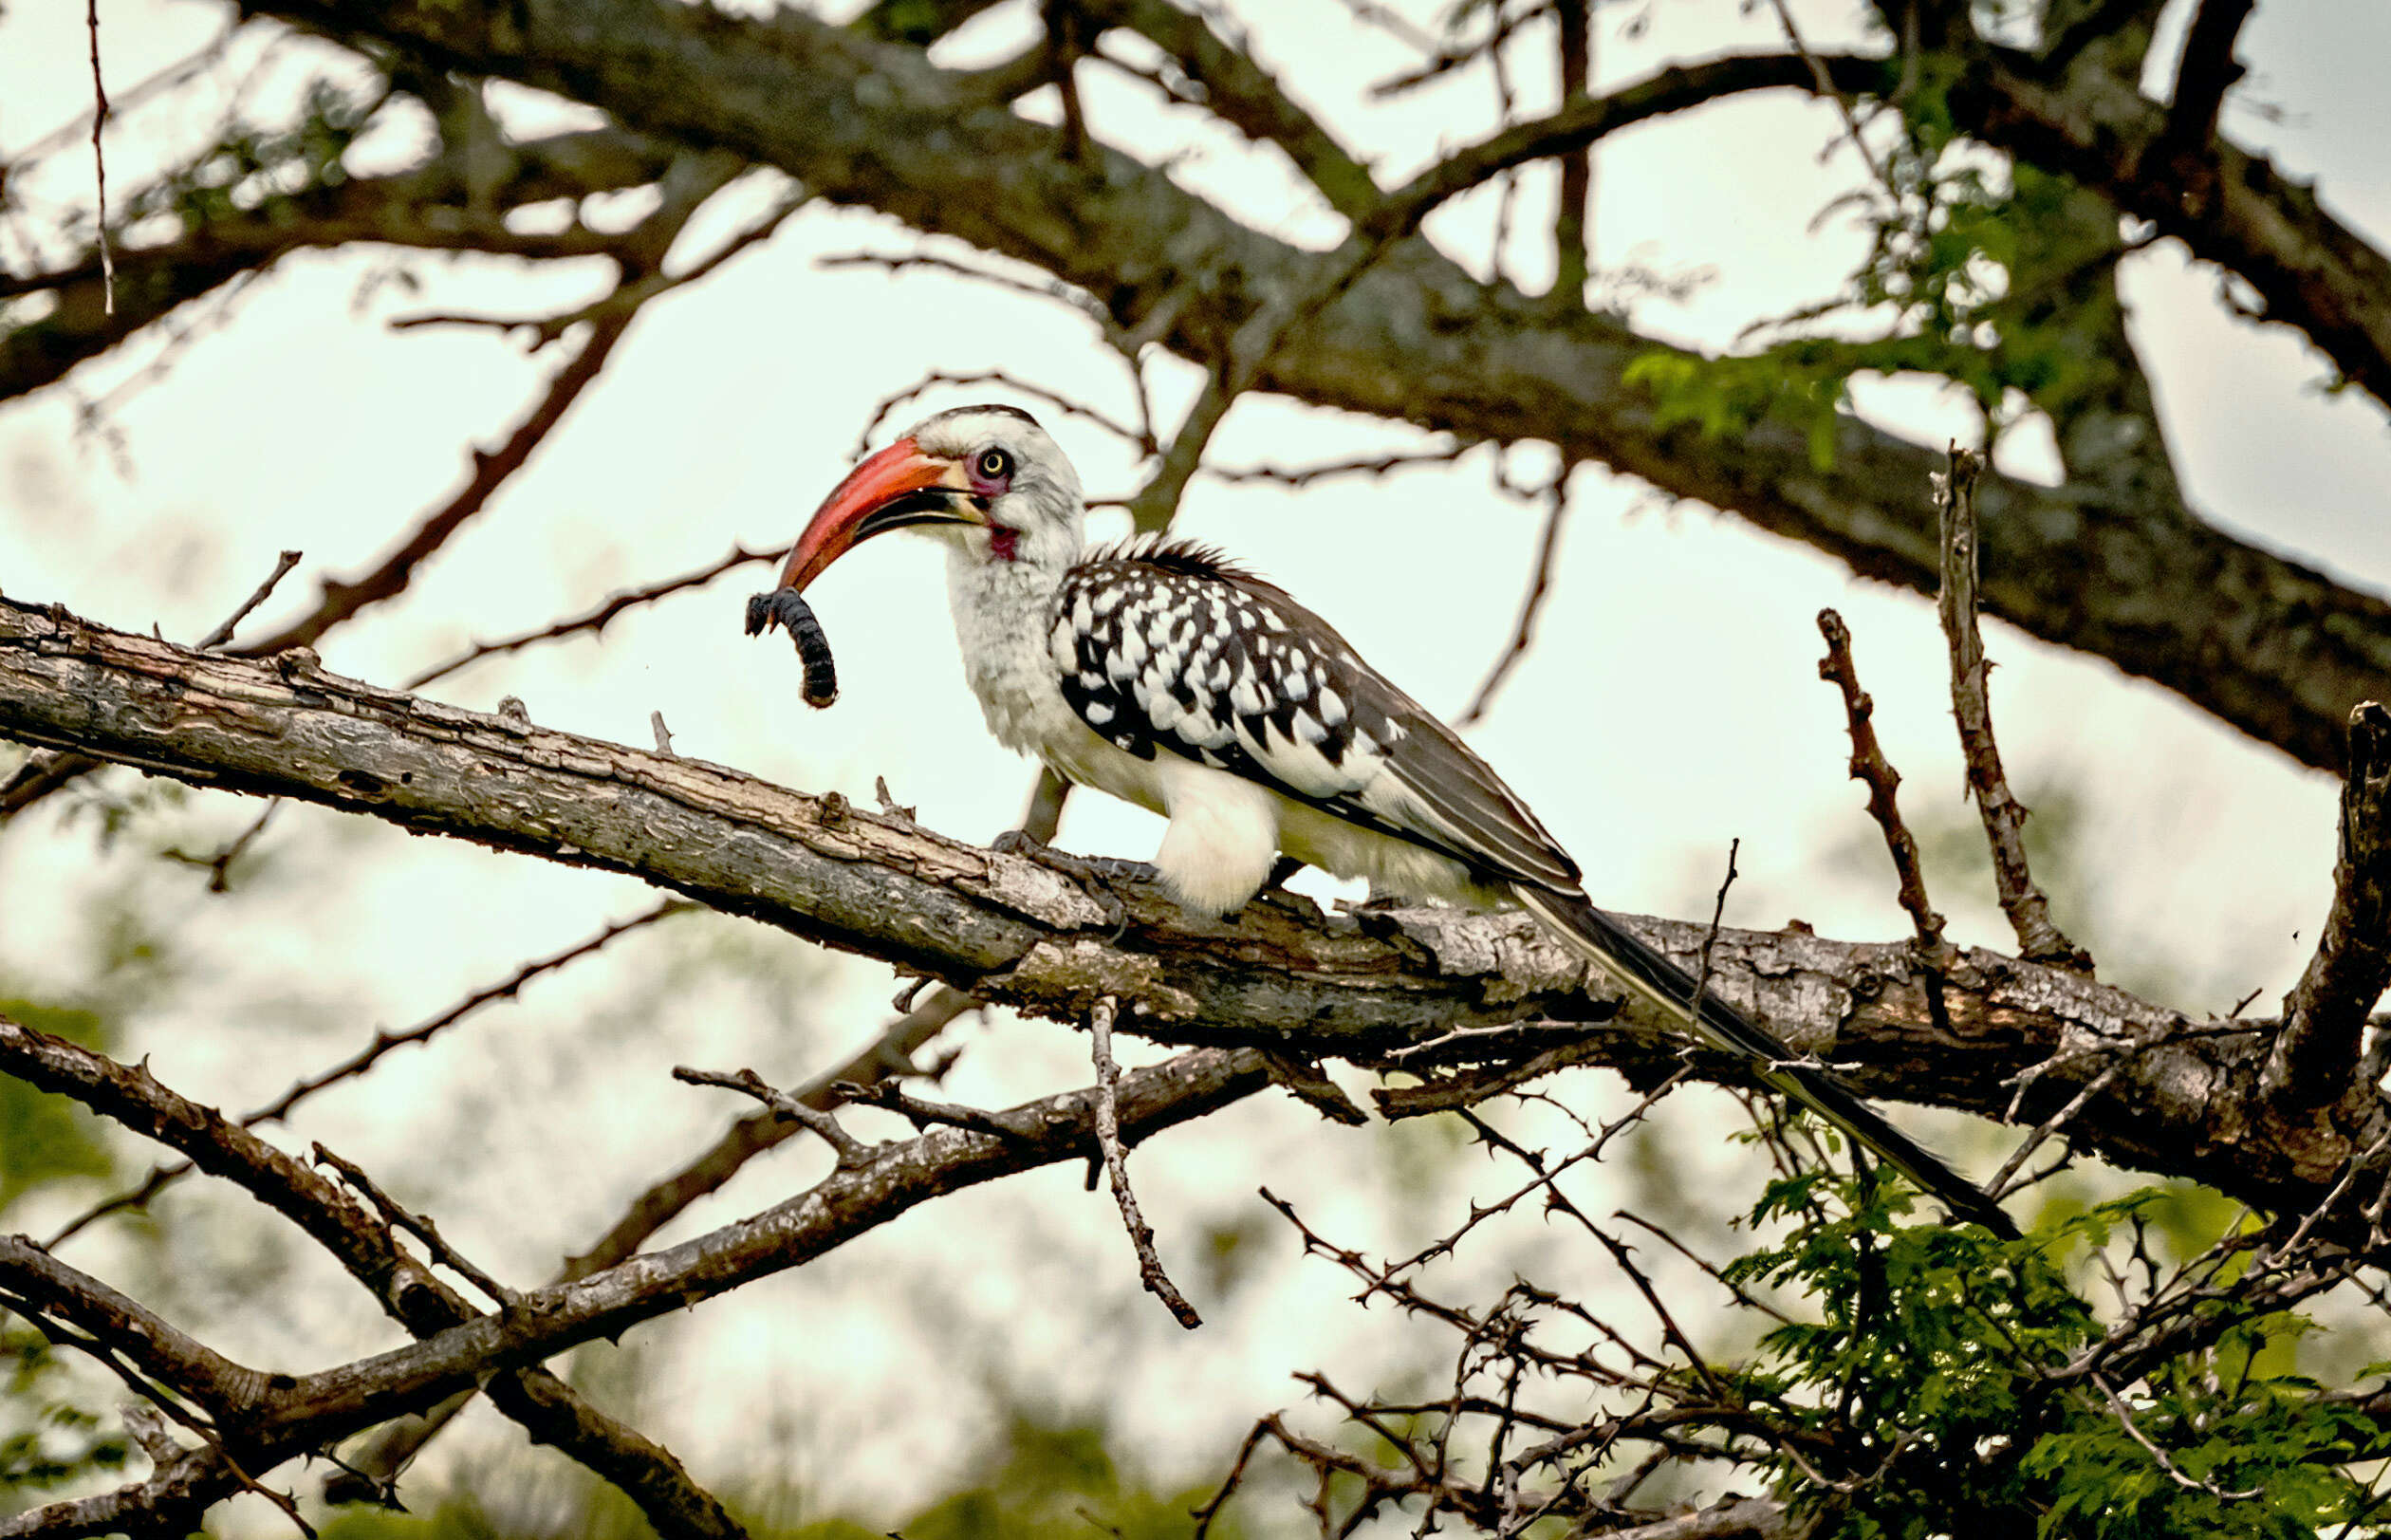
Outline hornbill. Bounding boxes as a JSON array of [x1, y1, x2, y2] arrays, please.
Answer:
[[776, 404, 2014, 1237]]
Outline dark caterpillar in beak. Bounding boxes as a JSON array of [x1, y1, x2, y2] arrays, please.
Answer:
[[745, 587, 838, 708]]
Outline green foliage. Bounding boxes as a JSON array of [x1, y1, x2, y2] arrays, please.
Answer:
[[1625, 65, 2130, 468], [129, 78, 380, 233], [0, 998, 114, 1216], [1723, 1165, 2378, 1538], [0, 1328, 128, 1500]]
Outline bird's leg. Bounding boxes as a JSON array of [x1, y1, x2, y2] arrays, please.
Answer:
[[1264, 854, 1307, 891]]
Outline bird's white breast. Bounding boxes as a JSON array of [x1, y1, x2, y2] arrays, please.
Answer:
[[943, 545, 1170, 816]]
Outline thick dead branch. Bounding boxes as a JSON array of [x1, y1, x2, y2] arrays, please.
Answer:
[[2264, 702, 2391, 1108], [24, 3, 2391, 772], [4, 594, 2388, 1220], [1935, 447, 2091, 973]]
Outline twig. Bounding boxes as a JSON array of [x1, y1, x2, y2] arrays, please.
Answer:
[[1203, 445, 1483, 491], [672, 1066, 875, 1170], [1088, 996, 1202, 1328], [160, 800, 278, 894], [2162, 0, 2255, 152], [851, 366, 1144, 456], [2263, 701, 2391, 1106], [86, 0, 114, 316], [1688, 840, 1741, 1022], [1985, 1059, 2126, 1200], [650, 711, 674, 755], [197, 550, 302, 650], [829, 1079, 1025, 1140], [1458, 467, 1571, 729], [1936, 446, 2092, 972], [1762, 0, 1897, 201], [1551, 0, 1591, 303], [313, 1145, 519, 1308], [405, 542, 780, 690], [1816, 608, 1951, 960]]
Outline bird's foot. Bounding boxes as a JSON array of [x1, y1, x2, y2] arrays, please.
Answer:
[[988, 833, 1155, 939], [989, 827, 1047, 859]]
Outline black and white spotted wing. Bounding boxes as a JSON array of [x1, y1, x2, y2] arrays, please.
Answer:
[[1047, 537, 1581, 893]]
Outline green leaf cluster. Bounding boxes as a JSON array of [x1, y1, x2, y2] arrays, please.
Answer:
[[1625, 70, 2129, 469], [1722, 1168, 2380, 1537], [0, 1328, 129, 1500], [130, 79, 380, 233]]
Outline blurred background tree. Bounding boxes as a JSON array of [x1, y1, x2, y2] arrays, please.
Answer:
[[4, 0, 2391, 1535]]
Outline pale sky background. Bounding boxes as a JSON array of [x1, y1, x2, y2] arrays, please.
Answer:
[[1, 0, 2388, 1530]]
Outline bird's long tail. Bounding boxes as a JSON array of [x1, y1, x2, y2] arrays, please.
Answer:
[[1512, 887, 2017, 1239]]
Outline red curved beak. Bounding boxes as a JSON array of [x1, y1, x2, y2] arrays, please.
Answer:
[[779, 438, 981, 592]]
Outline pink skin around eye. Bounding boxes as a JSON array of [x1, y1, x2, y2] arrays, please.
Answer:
[[970, 457, 1017, 560]]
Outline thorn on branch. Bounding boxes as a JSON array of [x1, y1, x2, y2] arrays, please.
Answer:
[[673, 1065, 876, 1170], [2263, 700, 2391, 1109], [1087, 996, 1202, 1328], [1935, 445, 2093, 974], [649, 711, 674, 755]]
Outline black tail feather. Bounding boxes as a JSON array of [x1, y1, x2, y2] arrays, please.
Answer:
[[1514, 888, 2017, 1239]]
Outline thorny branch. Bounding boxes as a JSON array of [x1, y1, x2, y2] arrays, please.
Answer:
[[46, 899, 692, 1248], [0, 1017, 1270, 1537], [1088, 994, 1203, 1328]]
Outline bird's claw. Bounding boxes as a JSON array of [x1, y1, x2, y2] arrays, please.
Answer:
[[987, 833, 1152, 941], [989, 827, 1046, 858]]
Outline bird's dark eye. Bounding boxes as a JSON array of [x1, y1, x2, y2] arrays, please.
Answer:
[[977, 448, 1012, 481]]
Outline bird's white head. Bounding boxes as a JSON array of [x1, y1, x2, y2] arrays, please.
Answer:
[[777, 404, 1084, 593]]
